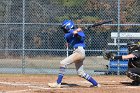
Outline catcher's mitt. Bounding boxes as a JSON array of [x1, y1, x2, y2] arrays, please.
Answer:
[[103, 51, 116, 60]]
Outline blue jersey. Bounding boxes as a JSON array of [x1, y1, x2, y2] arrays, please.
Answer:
[[64, 29, 86, 48]]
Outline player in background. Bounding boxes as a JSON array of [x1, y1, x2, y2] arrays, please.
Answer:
[[103, 42, 140, 85], [48, 20, 100, 88]]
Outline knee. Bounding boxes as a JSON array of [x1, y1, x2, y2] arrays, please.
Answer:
[[60, 61, 67, 68], [77, 71, 85, 77], [126, 71, 132, 78], [126, 71, 140, 81]]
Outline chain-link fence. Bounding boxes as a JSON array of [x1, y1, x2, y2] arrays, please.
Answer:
[[0, 0, 140, 75]]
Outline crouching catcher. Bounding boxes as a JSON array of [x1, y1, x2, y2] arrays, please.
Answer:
[[103, 42, 140, 85]]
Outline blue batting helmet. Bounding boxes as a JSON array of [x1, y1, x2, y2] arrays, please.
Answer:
[[61, 20, 75, 31]]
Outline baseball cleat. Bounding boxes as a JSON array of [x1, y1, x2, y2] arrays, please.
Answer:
[[96, 84, 101, 87], [48, 82, 61, 88], [90, 84, 101, 88], [131, 81, 140, 86]]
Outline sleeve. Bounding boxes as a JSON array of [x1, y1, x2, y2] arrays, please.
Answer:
[[77, 32, 85, 41], [132, 51, 140, 58], [64, 30, 74, 40]]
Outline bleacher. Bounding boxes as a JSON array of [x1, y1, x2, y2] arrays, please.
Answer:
[[107, 47, 128, 75]]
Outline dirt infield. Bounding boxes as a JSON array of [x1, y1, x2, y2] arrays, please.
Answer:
[[0, 74, 139, 93]]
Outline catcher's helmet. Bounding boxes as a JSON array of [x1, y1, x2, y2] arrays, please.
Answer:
[[61, 20, 75, 33], [127, 42, 140, 53], [127, 42, 136, 46]]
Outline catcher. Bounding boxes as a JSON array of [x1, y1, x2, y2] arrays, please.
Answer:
[[48, 20, 100, 88], [103, 41, 140, 85]]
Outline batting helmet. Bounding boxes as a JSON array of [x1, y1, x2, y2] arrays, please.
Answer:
[[61, 20, 75, 33]]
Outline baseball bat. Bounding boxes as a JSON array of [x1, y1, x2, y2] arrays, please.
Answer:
[[87, 19, 113, 29]]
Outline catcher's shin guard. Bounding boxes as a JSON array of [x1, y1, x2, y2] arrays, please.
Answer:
[[127, 71, 140, 82]]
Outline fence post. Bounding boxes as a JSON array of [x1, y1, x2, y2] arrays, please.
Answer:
[[117, 0, 121, 75], [22, 0, 25, 74]]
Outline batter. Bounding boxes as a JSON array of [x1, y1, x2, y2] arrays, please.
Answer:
[[48, 20, 100, 88]]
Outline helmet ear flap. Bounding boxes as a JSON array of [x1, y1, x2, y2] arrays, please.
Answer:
[[71, 26, 75, 29]]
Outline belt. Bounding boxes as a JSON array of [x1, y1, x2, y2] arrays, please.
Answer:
[[74, 46, 84, 50]]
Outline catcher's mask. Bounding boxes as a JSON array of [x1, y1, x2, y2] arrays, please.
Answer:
[[61, 20, 75, 33], [127, 42, 140, 53]]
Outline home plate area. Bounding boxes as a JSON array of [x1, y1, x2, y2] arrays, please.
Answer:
[[0, 75, 140, 93]]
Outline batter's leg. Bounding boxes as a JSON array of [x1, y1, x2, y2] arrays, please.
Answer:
[[75, 61, 99, 87], [55, 52, 83, 86]]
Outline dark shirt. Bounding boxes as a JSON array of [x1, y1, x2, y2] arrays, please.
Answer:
[[128, 51, 140, 68]]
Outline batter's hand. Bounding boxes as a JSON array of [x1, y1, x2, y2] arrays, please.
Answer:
[[73, 28, 82, 35]]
